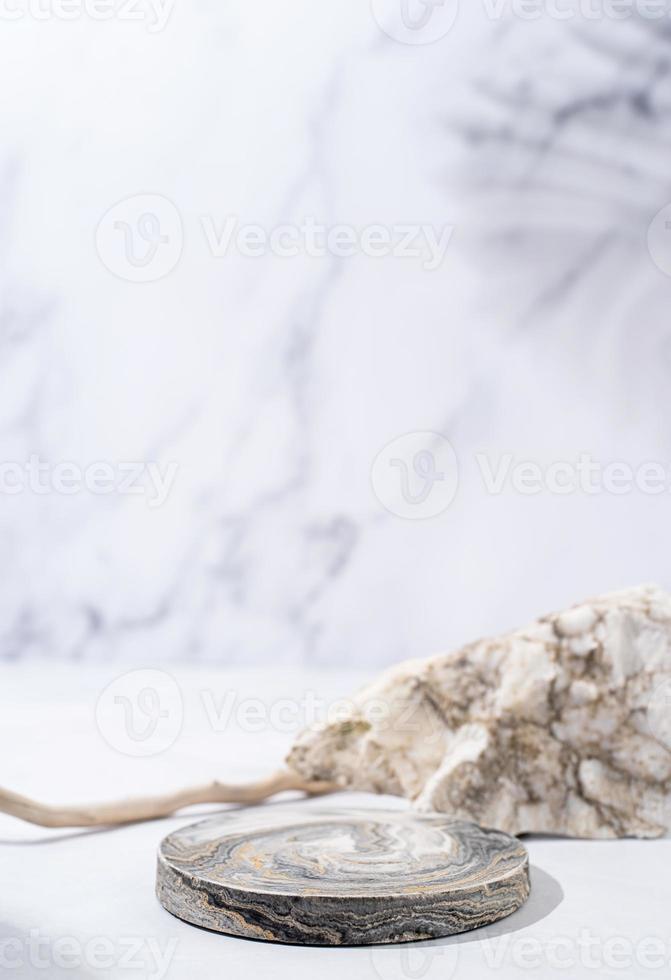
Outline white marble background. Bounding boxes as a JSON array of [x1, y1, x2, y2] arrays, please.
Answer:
[[1, 1, 670, 666]]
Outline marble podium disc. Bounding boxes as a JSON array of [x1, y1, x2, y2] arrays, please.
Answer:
[[156, 806, 530, 945]]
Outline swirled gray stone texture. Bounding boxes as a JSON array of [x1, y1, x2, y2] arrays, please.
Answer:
[[156, 806, 529, 945]]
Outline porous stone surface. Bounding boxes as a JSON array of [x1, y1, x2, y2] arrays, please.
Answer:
[[156, 806, 529, 945], [288, 585, 671, 838]]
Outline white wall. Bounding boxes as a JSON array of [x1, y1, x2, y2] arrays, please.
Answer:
[[1, 1, 669, 665]]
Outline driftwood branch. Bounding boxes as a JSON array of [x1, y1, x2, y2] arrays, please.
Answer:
[[0, 770, 338, 828]]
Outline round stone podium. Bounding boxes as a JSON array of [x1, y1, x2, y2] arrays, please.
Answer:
[[156, 806, 530, 945]]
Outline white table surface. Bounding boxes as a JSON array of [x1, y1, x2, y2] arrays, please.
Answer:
[[2, 662, 670, 980]]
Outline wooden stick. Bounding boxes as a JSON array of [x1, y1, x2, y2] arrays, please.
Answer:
[[0, 770, 338, 828]]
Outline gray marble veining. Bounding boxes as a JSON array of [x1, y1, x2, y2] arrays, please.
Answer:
[[2, 9, 671, 665]]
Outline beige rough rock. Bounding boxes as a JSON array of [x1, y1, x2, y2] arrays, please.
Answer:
[[288, 585, 671, 838]]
